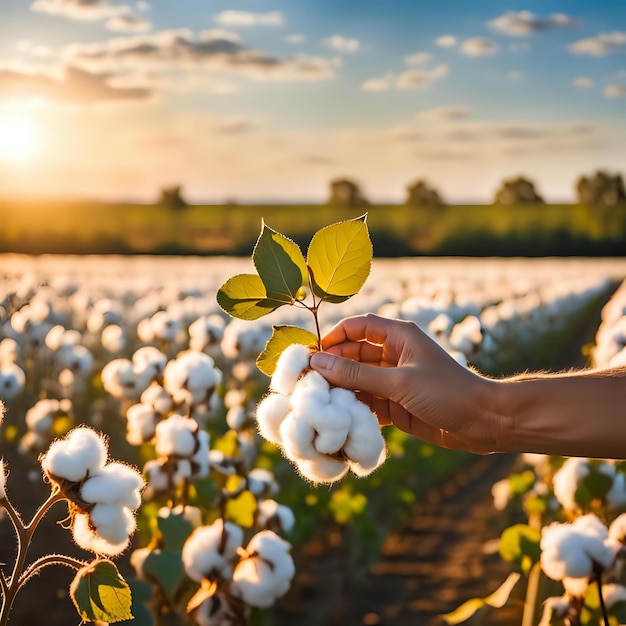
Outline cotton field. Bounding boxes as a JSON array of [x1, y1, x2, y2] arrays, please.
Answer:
[[1, 253, 626, 625]]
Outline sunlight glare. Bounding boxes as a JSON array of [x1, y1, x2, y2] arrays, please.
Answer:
[[0, 118, 37, 162]]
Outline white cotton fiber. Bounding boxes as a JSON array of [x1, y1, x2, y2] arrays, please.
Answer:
[[609, 513, 626, 543], [182, 520, 243, 583], [280, 414, 317, 462], [257, 499, 295, 534], [297, 456, 348, 484], [126, 403, 158, 446], [141, 383, 174, 415], [552, 457, 589, 512], [231, 558, 276, 607], [155, 414, 198, 457], [343, 401, 386, 470], [89, 503, 136, 545], [226, 405, 247, 431], [42, 427, 108, 482], [256, 393, 290, 445], [602, 583, 626, 609], [143, 459, 169, 492], [247, 468, 278, 498], [72, 512, 129, 556], [80, 462, 143, 508], [290, 371, 330, 410], [270, 344, 311, 396]]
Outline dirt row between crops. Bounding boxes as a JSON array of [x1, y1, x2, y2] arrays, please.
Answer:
[[275, 285, 618, 626]]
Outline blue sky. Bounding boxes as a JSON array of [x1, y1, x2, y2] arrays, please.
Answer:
[[0, 0, 624, 203]]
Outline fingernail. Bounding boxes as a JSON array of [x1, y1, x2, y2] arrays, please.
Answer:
[[311, 351, 335, 370]]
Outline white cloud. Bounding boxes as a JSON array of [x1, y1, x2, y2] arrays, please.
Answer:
[[31, 0, 129, 20], [284, 34, 306, 44], [106, 11, 151, 33], [135, 1, 149, 11], [605, 85, 626, 98], [214, 11, 284, 28], [417, 105, 470, 121], [361, 76, 390, 92], [63, 30, 335, 83], [396, 65, 448, 89], [435, 35, 457, 48], [323, 35, 360, 54], [569, 31, 626, 57], [572, 76, 593, 88], [459, 37, 499, 57], [509, 70, 524, 80], [404, 51, 432, 66], [488, 11, 580, 37]]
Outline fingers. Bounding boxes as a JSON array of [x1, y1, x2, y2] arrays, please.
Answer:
[[310, 352, 397, 400], [321, 314, 409, 355], [324, 341, 388, 366]]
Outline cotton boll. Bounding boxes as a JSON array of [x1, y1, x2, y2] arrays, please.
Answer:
[[45, 325, 68, 351], [231, 558, 277, 608], [297, 456, 348, 484], [141, 383, 174, 415], [80, 462, 143, 508], [143, 459, 169, 492], [607, 470, 626, 509], [491, 479, 511, 512], [189, 315, 225, 356], [126, 403, 158, 446], [609, 513, 626, 543], [188, 593, 237, 626], [72, 512, 129, 556], [101, 358, 140, 400], [257, 499, 295, 534], [101, 324, 126, 353], [247, 469, 279, 498], [562, 576, 589, 597], [160, 504, 203, 529], [41, 427, 108, 483], [191, 430, 211, 479], [57, 345, 94, 375], [290, 371, 330, 411], [224, 388, 247, 409], [25, 398, 61, 434], [0, 338, 19, 365], [280, 413, 317, 462], [0, 460, 6, 499], [132, 346, 167, 382], [602, 583, 626, 610], [182, 520, 243, 582], [150, 311, 180, 343], [256, 393, 290, 445], [89, 503, 136, 545], [226, 405, 248, 431], [552, 457, 590, 512], [343, 401, 386, 471], [155, 414, 198, 458], [270, 344, 311, 396], [208, 450, 237, 476], [0, 363, 26, 400]]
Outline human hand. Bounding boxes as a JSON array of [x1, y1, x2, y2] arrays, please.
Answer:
[[309, 314, 504, 454]]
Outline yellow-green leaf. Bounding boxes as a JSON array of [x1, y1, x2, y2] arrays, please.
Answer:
[[499, 524, 541, 575], [329, 487, 368, 524], [253, 222, 308, 301], [216, 274, 288, 320], [70, 559, 133, 623], [225, 489, 257, 528], [256, 325, 318, 377], [307, 215, 372, 303], [441, 573, 521, 624]]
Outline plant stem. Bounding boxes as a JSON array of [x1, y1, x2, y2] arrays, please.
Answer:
[[594, 564, 610, 626], [18, 554, 84, 590], [0, 490, 66, 626], [522, 562, 544, 626]]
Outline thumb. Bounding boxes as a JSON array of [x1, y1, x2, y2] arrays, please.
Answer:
[[310, 351, 392, 398]]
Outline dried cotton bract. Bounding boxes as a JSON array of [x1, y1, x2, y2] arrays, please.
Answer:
[[255, 344, 386, 484]]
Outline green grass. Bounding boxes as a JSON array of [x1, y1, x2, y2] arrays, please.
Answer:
[[1, 200, 625, 256]]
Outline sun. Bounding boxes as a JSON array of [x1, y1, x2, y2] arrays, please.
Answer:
[[0, 118, 37, 162]]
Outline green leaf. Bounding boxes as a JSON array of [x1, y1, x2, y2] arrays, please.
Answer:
[[575, 469, 613, 509], [441, 573, 521, 624], [256, 325, 318, 376], [253, 222, 308, 301], [118, 579, 153, 626], [330, 487, 368, 524], [508, 470, 535, 497], [499, 524, 541, 576], [307, 214, 372, 303], [225, 489, 257, 528], [216, 274, 288, 320], [143, 550, 184, 600], [158, 511, 194, 552], [70, 559, 133, 623]]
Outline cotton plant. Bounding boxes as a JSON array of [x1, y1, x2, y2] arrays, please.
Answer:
[[0, 405, 139, 624], [217, 215, 387, 485]]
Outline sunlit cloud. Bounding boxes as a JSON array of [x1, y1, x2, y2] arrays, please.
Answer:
[[488, 11, 580, 37], [434, 35, 457, 48], [569, 31, 626, 56], [32, 0, 132, 21], [62, 30, 336, 82], [459, 37, 499, 57], [323, 35, 360, 54], [572, 76, 594, 88], [404, 51, 432, 66], [360, 75, 391, 92], [284, 34, 306, 44], [604, 85, 626, 98], [396, 64, 448, 89], [417, 105, 471, 121], [106, 11, 151, 33], [214, 11, 285, 28]]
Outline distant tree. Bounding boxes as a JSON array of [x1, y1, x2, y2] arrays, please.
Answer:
[[159, 185, 188, 210], [405, 179, 445, 208], [493, 176, 544, 205], [576, 171, 626, 208], [326, 178, 369, 207]]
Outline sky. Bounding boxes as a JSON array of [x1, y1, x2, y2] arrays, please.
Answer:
[[0, 0, 625, 204]]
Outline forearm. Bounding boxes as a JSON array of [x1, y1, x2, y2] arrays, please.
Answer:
[[489, 367, 626, 459]]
